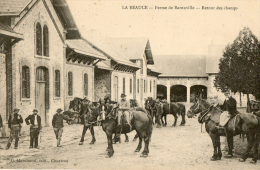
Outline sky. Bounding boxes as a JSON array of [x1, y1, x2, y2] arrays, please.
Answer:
[[66, 0, 260, 55]]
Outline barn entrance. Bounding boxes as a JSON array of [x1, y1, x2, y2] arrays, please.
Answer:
[[170, 85, 187, 102], [157, 84, 167, 100], [35, 67, 49, 126]]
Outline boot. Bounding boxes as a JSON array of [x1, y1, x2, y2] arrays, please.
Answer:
[[57, 139, 61, 147]]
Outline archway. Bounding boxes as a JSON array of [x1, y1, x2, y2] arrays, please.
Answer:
[[157, 84, 167, 100], [170, 85, 187, 102], [190, 85, 207, 102]]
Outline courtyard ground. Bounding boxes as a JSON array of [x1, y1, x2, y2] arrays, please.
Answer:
[[0, 115, 259, 170]]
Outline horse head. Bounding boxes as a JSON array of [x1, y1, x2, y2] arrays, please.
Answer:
[[69, 97, 83, 113], [98, 101, 118, 122]]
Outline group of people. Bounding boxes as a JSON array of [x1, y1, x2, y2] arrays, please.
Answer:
[[2, 107, 73, 150]]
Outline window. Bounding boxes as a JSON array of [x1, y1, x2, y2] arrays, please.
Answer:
[[68, 72, 73, 96], [84, 73, 88, 96], [130, 78, 132, 94], [36, 23, 42, 55], [150, 80, 152, 92], [137, 79, 139, 93], [123, 78, 125, 94], [54, 70, 60, 97], [43, 25, 49, 57], [22, 66, 30, 98]]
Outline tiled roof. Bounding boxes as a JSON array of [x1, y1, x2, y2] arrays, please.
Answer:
[[66, 39, 106, 60], [0, 0, 31, 16], [154, 55, 208, 77], [107, 37, 154, 64]]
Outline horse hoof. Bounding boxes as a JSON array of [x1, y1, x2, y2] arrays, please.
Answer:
[[210, 157, 218, 161], [239, 158, 246, 162], [180, 123, 185, 126], [140, 153, 148, 158], [125, 139, 129, 143], [79, 142, 83, 145], [224, 154, 233, 158], [135, 149, 141, 152], [89, 140, 96, 145], [250, 160, 257, 164]]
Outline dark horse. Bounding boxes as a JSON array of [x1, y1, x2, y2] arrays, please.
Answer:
[[68, 97, 97, 145], [94, 103, 153, 157], [144, 97, 156, 124], [187, 98, 245, 161], [161, 101, 186, 126]]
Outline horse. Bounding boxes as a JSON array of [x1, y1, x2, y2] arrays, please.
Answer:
[[187, 98, 245, 161], [160, 101, 186, 126], [95, 102, 153, 157], [154, 101, 163, 128], [68, 98, 97, 145], [63, 97, 82, 124]]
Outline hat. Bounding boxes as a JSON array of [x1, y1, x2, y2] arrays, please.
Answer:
[[13, 108, 20, 112], [33, 109, 38, 113], [56, 108, 63, 113], [121, 93, 126, 97]]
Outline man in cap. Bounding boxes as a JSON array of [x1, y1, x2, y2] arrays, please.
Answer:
[[52, 108, 74, 147], [115, 93, 131, 141], [219, 91, 238, 127], [25, 109, 41, 149], [6, 108, 23, 149]]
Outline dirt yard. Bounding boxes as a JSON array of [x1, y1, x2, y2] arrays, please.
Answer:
[[1, 116, 259, 170]]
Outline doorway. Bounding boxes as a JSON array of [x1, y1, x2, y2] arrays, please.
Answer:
[[35, 67, 49, 126]]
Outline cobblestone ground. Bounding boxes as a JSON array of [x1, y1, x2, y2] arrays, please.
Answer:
[[0, 116, 259, 170]]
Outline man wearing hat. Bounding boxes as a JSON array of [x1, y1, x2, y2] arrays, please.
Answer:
[[25, 109, 41, 149], [52, 108, 74, 147], [116, 93, 131, 140], [6, 108, 23, 149], [219, 91, 238, 127]]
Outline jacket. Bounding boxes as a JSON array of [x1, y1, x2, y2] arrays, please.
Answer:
[[52, 113, 71, 128], [221, 96, 237, 115], [8, 113, 23, 129], [25, 114, 41, 129]]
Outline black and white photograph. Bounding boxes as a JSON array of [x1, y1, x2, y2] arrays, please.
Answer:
[[0, 0, 260, 169]]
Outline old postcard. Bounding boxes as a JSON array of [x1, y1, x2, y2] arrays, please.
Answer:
[[0, 0, 259, 169]]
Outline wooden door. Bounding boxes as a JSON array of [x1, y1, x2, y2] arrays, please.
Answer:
[[113, 76, 118, 101], [36, 67, 49, 126], [36, 82, 46, 125]]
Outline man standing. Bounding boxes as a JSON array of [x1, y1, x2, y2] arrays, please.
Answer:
[[25, 109, 41, 149], [219, 91, 237, 127], [52, 108, 73, 147], [6, 108, 23, 149]]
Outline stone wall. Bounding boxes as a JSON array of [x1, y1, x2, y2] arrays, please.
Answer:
[[94, 69, 111, 101]]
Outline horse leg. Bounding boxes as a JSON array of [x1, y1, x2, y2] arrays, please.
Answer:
[[135, 132, 142, 152], [225, 132, 234, 158], [216, 135, 222, 160], [172, 113, 177, 127], [125, 134, 129, 142], [164, 115, 167, 126], [79, 126, 88, 145], [180, 111, 186, 126], [133, 133, 139, 141], [239, 133, 255, 162], [209, 132, 218, 161], [89, 126, 96, 144], [106, 132, 114, 157], [141, 135, 150, 157], [161, 115, 164, 126], [250, 141, 258, 163]]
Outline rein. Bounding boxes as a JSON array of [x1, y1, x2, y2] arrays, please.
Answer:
[[198, 107, 212, 123]]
